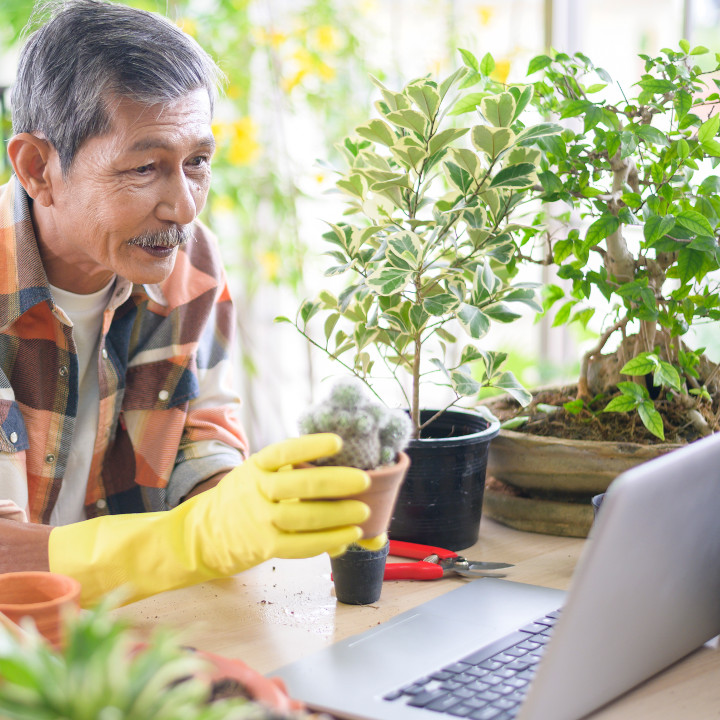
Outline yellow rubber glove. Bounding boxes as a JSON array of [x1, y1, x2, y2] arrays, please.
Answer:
[[49, 434, 370, 607], [357, 532, 388, 551]]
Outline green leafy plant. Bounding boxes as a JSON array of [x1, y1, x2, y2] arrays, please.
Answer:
[[524, 44, 720, 440], [280, 55, 562, 439], [0, 601, 291, 720]]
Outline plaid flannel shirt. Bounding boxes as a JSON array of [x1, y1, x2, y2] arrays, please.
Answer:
[[0, 177, 249, 524]]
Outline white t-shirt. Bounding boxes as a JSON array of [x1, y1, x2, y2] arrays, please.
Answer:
[[48, 279, 115, 526]]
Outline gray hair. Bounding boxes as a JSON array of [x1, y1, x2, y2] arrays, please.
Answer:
[[11, 0, 224, 174]]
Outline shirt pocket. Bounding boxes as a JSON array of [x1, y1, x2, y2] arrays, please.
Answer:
[[123, 359, 200, 411], [0, 400, 30, 454]]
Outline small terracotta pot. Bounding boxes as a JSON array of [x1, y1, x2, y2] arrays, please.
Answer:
[[198, 649, 305, 713], [302, 451, 411, 539], [352, 451, 410, 538], [0, 571, 81, 649]]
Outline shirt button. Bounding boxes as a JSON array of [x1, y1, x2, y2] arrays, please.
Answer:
[[96, 498, 108, 510], [9, 432, 18, 444], [45, 453, 55, 463], [102, 349, 108, 359], [59, 366, 68, 377], [158, 389, 169, 401]]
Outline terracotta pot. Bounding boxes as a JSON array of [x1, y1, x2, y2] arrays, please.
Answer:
[[306, 452, 411, 539], [352, 451, 410, 538], [197, 649, 305, 713], [0, 571, 81, 648]]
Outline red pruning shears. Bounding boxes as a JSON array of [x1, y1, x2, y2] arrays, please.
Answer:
[[384, 540, 513, 581]]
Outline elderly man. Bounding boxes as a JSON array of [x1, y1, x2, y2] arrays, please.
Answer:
[[0, 0, 374, 607]]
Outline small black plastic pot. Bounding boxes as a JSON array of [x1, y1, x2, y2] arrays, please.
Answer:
[[389, 408, 500, 551], [330, 542, 389, 605]]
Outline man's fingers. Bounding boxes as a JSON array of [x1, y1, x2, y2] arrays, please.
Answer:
[[253, 434, 343, 471], [272, 499, 369, 532], [262, 466, 369, 501]]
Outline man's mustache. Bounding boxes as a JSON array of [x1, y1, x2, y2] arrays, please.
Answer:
[[128, 225, 191, 248]]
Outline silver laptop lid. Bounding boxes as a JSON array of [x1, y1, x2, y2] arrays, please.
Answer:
[[520, 431, 720, 720]]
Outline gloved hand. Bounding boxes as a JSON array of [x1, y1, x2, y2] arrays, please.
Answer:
[[49, 434, 370, 607], [357, 532, 388, 551]]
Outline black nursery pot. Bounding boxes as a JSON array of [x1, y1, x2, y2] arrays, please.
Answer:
[[389, 409, 500, 551], [331, 542, 389, 605]]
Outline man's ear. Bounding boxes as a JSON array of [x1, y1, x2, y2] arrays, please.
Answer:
[[7, 133, 58, 207]]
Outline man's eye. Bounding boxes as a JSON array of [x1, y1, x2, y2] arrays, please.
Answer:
[[187, 155, 212, 169], [135, 163, 154, 175]]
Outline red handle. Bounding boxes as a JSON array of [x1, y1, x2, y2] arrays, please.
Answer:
[[389, 540, 458, 560], [383, 561, 444, 580]]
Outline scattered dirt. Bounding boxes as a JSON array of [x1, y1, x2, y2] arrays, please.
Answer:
[[485, 384, 715, 445]]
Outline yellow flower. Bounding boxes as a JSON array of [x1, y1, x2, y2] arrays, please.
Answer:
[[282, 69, 307, 93], [252, 27, 287, 47], [316, 60, 336, 81], [258, 251, 281, 281], [292, 46, 316, 73], [312, 25, 340, 52], [212, 194, 235, 214], [491, 59, 511, 85], [476, 5, 494, 26], [359, 0, 377, 14], [228, 117, 261, 166], [225, 82, 246, 100], [429, 57, 449, 78], [176, 17, 198, 38]]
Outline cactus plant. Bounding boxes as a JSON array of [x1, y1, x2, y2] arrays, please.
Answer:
[[299, 379, 411, 470]]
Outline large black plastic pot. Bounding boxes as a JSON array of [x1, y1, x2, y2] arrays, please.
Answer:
[[388, 408, 500, 551]]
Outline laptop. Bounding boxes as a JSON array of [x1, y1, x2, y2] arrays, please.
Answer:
[[273, 431, 720, 720]]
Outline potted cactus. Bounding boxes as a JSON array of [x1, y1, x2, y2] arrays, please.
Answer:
[[299, 378, 411, 604]]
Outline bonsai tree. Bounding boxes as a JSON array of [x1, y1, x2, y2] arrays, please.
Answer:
[[518, 44, 720, 442], [0, 601, 304, 720], [299, 377, 412, 469], [278, 54, 562, 439]]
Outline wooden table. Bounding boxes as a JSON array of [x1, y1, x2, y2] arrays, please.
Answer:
[[115, 518, 720, 719]]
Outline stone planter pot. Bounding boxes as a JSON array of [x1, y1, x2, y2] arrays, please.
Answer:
[[0, 571, 81, 649], [484, 429, 681, 537]]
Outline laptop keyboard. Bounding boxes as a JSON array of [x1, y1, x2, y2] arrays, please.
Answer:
[[382, 610, 561, 719]]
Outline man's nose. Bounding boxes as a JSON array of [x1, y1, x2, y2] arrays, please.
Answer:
[[155, 171, 198, 225]]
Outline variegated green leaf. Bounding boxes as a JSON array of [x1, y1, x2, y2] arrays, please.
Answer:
[[480, 92, 516, 127], [457, 304, 490, 338], [471, 125, 514, 158], [366, 267, 412, 295]]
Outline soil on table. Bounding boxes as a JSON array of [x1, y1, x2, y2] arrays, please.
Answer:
[[485, 384, 716, 445]]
